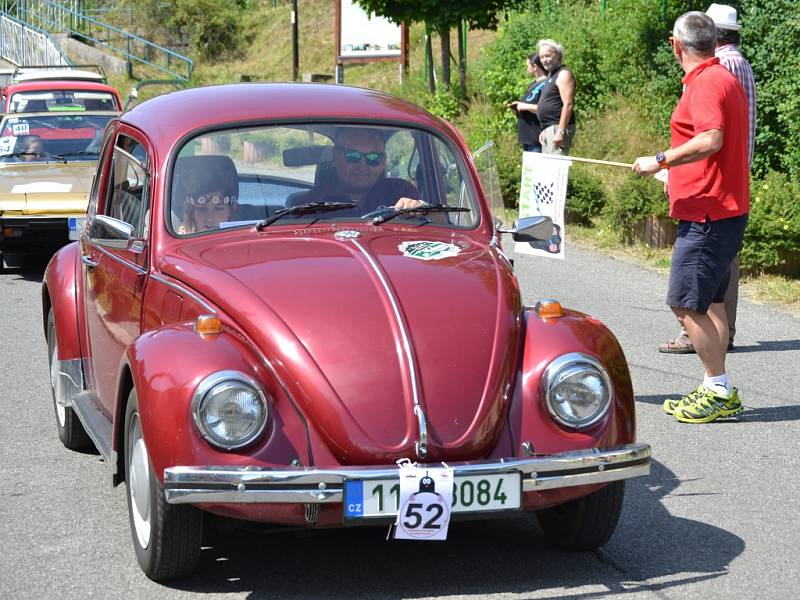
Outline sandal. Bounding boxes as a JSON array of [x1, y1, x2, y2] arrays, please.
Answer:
[[658, 337, 695, 354]]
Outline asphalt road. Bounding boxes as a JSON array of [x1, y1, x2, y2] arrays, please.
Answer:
[[1, 245, 798, 599]]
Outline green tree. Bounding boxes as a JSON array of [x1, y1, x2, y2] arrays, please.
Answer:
[[118, 0, 250, 61], [355, 0, 528, 91]]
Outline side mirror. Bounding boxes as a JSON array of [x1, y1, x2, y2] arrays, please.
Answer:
[[497, 215, 554, 242], [90, 215, 135, 249]]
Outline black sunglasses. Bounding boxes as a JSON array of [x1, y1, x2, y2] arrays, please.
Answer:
[[340, 148, 384, 167]]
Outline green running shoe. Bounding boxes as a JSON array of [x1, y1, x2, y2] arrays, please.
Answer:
[[663, 385, 704, 415], [673, 387, 742, 423]]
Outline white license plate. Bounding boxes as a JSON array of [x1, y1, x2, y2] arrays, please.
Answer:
[[68, 217, 86, 240], [344, 472, 521, 519]]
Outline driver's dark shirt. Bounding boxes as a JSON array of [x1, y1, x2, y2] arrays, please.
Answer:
[[287, 176, 419, 218]]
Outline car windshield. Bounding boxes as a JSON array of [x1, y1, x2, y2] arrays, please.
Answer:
[[8, 90, 118, 113], [0, 113, 114, 163], [170, 123, 480, 236]]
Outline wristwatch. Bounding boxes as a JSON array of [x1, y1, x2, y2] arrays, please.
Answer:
[[656, 151, 669, 170], [557, 127, 567, 135]]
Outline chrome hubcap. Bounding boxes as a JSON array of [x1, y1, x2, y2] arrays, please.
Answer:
[[128, 414, 151, 549]]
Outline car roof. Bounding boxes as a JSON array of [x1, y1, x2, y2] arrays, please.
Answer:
[[11, 69, 105, 83], [4, 80, 120, 95], [122, 83, 449, 149]]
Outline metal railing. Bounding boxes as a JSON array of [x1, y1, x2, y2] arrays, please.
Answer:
[[2, 0, 192, 81], [0, 11, 68, 66]]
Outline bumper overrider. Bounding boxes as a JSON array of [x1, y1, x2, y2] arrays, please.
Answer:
[[164, 443, 650, 505]]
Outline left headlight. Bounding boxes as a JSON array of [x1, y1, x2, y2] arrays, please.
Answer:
[[542, 353, 612, 429], [192, 371, 269, 450]]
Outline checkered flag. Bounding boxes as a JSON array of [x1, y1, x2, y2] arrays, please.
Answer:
[[516, 152, 572, 259]]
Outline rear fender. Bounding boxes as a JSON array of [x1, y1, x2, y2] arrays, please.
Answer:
[[508, 307, 635, 456], [121, 324, 312, 483], [42, 242, 83, 362]]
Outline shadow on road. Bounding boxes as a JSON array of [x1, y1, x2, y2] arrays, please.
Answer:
[[0, 259, 47, 283], [730, 339, 800, 353], [158, 460, 743, 599]]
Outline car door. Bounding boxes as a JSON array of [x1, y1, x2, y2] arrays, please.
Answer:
[[81, 132, 150, 417]]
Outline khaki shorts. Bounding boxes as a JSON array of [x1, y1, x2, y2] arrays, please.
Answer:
[[541, 124, 576, 155]]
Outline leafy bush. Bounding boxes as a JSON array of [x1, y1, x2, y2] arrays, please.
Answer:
[[423, 86, 463, 121], [741, 171, 800, 272], [740, 0, 800, 179], [602, 175, 669, 231], [566, 168, 606, 225]]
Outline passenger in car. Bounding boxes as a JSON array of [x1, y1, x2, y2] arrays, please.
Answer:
[[287, 127, 425, 216], [16, 134, 44, 161], [173, 155, 239, 233]]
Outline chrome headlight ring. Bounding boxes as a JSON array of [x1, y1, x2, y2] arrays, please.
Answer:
[[192, 370, 269, 450], [541, 353, 612, 429]]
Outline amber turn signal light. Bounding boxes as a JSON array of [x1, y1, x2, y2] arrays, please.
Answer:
[[195, 314, 223, 335], [535, 300, 564, 319]]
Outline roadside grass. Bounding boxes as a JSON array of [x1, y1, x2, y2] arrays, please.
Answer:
[[568, 222, 800, 315]]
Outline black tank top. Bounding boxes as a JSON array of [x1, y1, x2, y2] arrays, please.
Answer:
[[537, 65, 576, 128]]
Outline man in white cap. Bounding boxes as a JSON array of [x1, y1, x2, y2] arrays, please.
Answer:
[[658, 3, 756, 356]]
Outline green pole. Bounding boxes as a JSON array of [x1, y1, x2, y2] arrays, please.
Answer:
[[601, 0, 606, 17]]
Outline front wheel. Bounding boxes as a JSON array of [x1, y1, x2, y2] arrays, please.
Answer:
[[124, 388, 203, 580], [535, 480, 625, 551], [47, 308, 91, 450]]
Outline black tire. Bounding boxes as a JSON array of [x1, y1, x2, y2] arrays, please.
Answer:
[[536, 480, 625, 551], [124, 388, 203, 580], [47, 308, 91, 450]]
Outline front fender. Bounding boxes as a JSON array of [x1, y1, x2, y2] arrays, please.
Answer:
[[42, 242, 82, 361], [123, 324, 312, 483], [508, 307, 636, 457]]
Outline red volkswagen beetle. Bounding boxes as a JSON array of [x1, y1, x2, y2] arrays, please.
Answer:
[[42, 83, 650, 580]]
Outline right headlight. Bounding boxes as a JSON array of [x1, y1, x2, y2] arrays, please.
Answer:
[[542, 353, 612, 429], [192, 370, 269, 450]]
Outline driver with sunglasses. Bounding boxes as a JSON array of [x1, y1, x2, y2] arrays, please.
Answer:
[[287, 127, 424, 216]]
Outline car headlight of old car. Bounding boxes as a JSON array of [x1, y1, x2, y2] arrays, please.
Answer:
[[192, 371, 269, 449], [542, 353, 612, 429]]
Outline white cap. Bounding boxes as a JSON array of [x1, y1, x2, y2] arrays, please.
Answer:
[[706, 3, 741, 31]]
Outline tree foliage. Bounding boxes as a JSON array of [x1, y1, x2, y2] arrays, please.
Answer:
[[354, 0, 529, 32], [117, 0, 250, 60]]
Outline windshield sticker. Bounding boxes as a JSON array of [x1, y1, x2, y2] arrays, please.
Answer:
[[12, 123, 29, 136], [0, 136, 15, 155], [11, 182, 73, 194], [399, 240, 461, 261]]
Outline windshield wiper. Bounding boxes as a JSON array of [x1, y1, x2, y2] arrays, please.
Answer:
[[372, 204, 471, 225], [0, 151, 66, 163], [57, 151, 99, 158], [256, 201, 356, 230]]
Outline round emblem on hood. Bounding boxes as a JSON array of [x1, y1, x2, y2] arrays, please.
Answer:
[[334, 230, 361, 240]]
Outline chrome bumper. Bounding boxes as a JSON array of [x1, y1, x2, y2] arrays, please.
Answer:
[[164, 443, 650, 505]]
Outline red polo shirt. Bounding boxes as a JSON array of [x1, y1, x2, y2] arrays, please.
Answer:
[[668, 57, 749, 222]]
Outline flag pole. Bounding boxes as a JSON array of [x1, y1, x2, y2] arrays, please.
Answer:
[[532, 153, 634, 169]]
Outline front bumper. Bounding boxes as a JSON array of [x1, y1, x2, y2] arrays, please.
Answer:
[[164, 443, 650, 505]]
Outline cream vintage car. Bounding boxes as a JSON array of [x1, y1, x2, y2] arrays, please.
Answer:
[[0, 110, 117, 268]]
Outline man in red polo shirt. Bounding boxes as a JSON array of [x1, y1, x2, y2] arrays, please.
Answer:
[[633, 10, 749, 424]]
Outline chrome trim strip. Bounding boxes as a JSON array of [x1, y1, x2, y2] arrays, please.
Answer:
[[150, 273, 215, 314], [164, 443, 650, 504], [71, 391, 115, 465], [54, 358, 83, 407], [350, 238, 428, 459], [94, 244, 146, 274]]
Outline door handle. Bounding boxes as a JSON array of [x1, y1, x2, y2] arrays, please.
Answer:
[[81, 255, 98, 269]]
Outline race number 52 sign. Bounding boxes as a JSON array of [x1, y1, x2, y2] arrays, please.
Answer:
[[393, 466, 454, 541]]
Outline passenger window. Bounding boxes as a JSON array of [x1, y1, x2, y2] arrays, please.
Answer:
[[105, 135, 149, 238]]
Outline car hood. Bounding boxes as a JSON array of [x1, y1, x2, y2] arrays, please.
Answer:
[[161, 227, 521, 464], [0, 162, 95, 215]]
